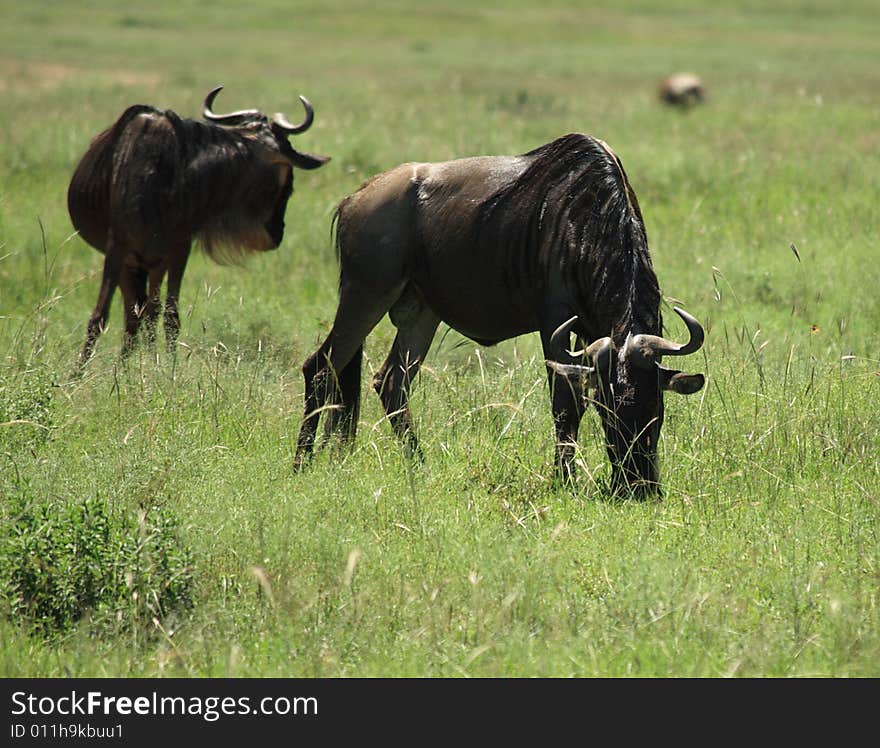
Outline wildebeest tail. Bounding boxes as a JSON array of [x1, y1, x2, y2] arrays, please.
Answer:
[[331, 173, 383, 283], [331, 196, 348, 267]]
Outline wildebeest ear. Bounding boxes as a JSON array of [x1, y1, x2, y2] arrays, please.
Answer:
[[289, 149, 331, 170], [660, 369, 705, 395]]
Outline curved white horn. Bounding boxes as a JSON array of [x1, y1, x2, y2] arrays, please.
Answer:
[[624, 307, 704, 368]]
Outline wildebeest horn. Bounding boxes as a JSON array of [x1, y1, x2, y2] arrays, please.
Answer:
[[546, 359, 598, 389], [550, 315, 613, 361], [271, 95, 315, 135], [624, 306, 704, 368], [550, 315, 582, 357], [546, 336, 612, 392], [584, 336, 613, 362], [203, 86, 261, 125]]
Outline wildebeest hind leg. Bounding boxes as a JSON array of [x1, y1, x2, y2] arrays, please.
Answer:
[[294, 282, 405, 470], [119, 265, 148, 357], [373, 287, 440, 459], [322, 345, 363, 445], [143, 266, 165, 348], [78, 250, 122, 369]]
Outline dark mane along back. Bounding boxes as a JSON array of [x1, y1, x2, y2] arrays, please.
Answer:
[[478, 133, 661, 342]]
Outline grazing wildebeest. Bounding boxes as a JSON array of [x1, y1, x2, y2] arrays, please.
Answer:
[[68, 86, 330, 366], [294, 133, 705, 497], [658, 73, 705, 107]]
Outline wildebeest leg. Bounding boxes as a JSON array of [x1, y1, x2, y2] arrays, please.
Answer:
[[143, 266, 166, 348], [294, 281, 406, 470], [119, 265, 148, 357], [541, 318, 587, 483], [322, 344, 363, 445], [79, 249, 123, 367], [373, 285, 440, 459], [163, 244, 190, 353]]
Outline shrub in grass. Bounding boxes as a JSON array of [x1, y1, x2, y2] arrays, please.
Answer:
[[0, 368, 54, 454], [0, 485, 193, 638]]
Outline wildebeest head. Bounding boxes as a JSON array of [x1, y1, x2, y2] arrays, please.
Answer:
[[202, 86, 330, 250], [547, 307, 705, 496]]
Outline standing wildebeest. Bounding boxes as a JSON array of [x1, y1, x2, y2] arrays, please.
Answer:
[[658, 73, 705, 107], [68, 86, 330, 366], [294, 133, 705, 497]]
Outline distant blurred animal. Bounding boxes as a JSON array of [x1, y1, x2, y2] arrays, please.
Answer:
[[293, 133, 705, 497], [68, 86, 330, 367], [658, 73, 705, 107]]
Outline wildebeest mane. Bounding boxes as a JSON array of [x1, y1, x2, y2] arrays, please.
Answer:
[[172, 115, 287, 265], [476, 133, 661, 344]]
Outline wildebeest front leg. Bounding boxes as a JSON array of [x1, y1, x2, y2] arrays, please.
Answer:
[[78, 248, 122, 368], [163, 244, 190, 353], [541, 320, 587, 483], [373, 289, 440, 459]]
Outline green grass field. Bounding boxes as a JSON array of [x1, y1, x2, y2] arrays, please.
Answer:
[[1, 0, 878, 677]]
